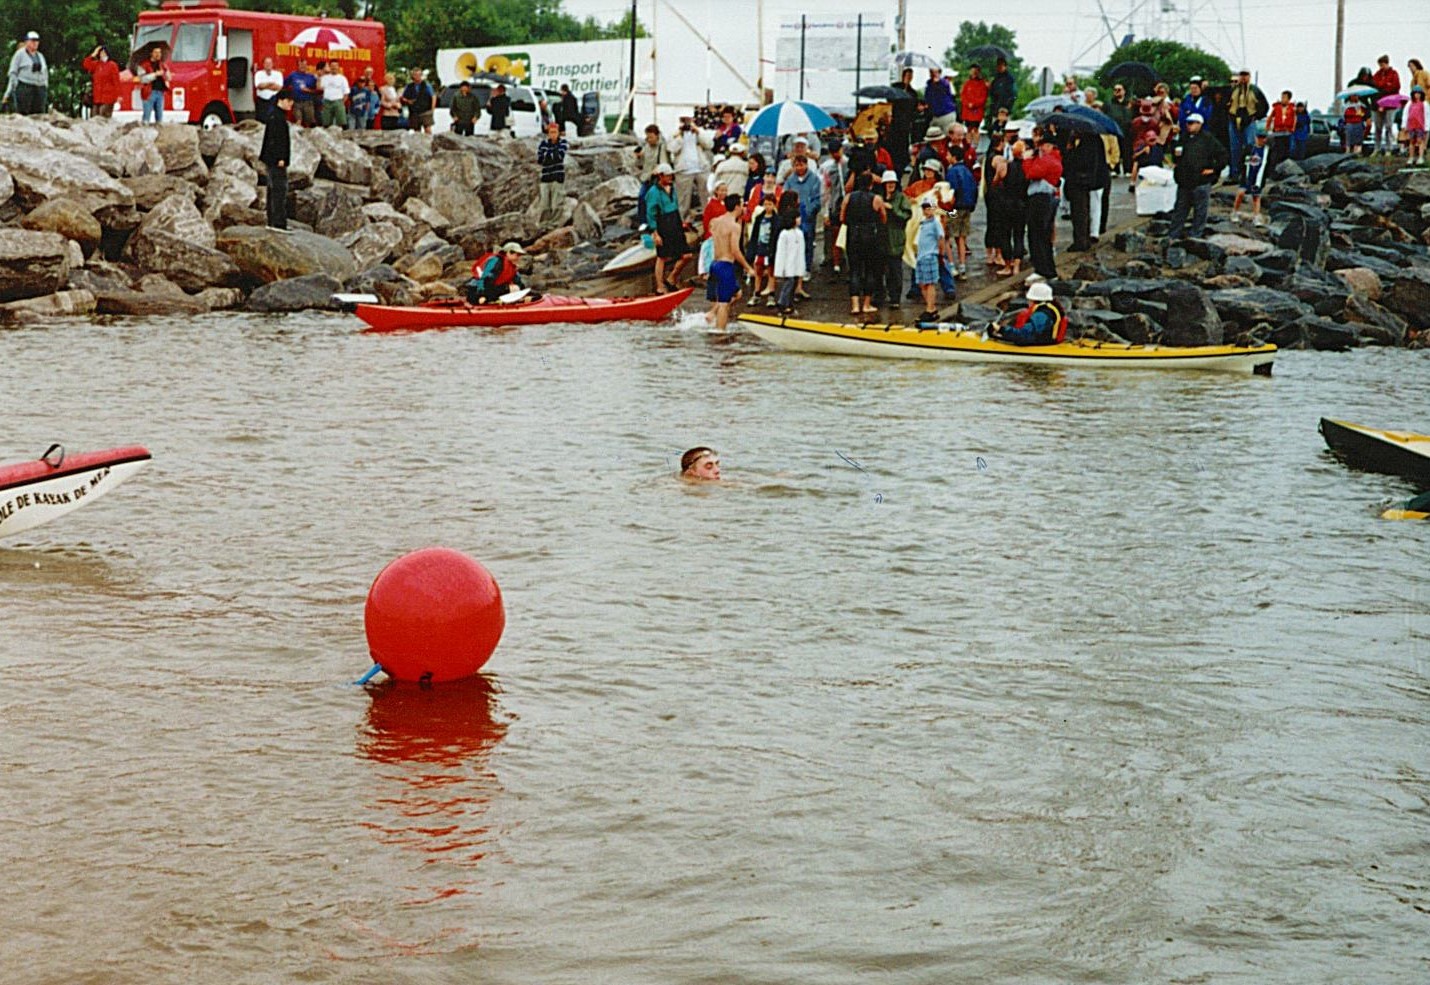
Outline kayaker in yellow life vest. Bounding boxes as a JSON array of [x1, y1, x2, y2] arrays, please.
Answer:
[[466, 242, 529, 304], [992, 280, 1068, 346]]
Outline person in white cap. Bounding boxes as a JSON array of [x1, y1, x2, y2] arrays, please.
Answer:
[[880, 169, 910, 306], [646, 162, 692, 293], [1168, 112, 1228, 240], [991, 277, 1067, 345], [5, 31, 48, 115], [464, 241, 529, 304]]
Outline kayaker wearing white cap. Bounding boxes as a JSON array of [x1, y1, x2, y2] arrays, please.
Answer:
[[990, 278, 1067, 346], [465, 242, 529, 304], [4, 31, 48, 115]]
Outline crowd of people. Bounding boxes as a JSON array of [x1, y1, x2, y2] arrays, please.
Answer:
[[624, 49, 1428, 331]]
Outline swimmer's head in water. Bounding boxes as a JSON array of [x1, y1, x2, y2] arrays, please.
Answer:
[[680, 447, 720, 481]]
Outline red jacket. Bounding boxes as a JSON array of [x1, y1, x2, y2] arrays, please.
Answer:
[[1268, 101, 1296, 134], [1023, 146, 1063, 187], [1372, 66, 1400, 95], [959, 78, 989, 122], [82, 56, 123, 107], [135, 60, 172, 102]]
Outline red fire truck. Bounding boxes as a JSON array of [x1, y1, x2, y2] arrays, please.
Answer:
[[120, 0, 386, 127]]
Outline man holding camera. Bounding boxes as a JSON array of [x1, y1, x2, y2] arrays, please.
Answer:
[[669, 115, 713, 220], [5, 31, 48, 115]]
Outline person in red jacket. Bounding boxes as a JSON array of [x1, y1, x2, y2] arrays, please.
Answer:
[[1370, 54, 1402, 154], [1022, 132, 1063, 280], [82, 44, 122, 118], [1266, 90, 1297, 171], [959, 65, 989, 130]]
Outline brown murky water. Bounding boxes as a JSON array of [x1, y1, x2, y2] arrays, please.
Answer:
[[1, 312, 1426, 984]]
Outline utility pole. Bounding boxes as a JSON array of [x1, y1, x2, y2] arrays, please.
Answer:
[[1334, 0, 1345, 94], [896, 0, 907, 52]]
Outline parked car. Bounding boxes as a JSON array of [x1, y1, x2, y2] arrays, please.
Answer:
[[579, 91, 601, 136], [1308, 113, 1340, 154], [431, 79, 553, 137]]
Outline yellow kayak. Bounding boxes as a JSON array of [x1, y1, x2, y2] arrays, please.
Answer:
[[738, 314, 1277, 374], [1319, 418, 1430, 486]]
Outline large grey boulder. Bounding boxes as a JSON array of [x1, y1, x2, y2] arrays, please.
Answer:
[[1209, 286, 1314, 330], [344, 264, 419, 306], [449, 212, 539, 257], [153, 124, 203, 173], [571, 201, 603, 243], [21, 197, 102, 257], [0, 289, 96, 324], [247, 273, 342, 312], [305, 127, 373, 185], [286, 128, 322, 189], [1343, 292, 1408, 345], [580, 174, 641, 222], [467, 139, 539, 215], [137, 192, 216, 247], [0, 229, 71, 302], [216, 225, 358, 283], [0, 143, 133, 209], [1160, 282, 1224, 347], [1382, 267, 1430, 329], [107, 127, 168, 177], [292, 182, 367, 239], [393, 240, 464, 282], [400, 150, 485, 225], [341, 221, 403, 269], [121, 173, 194, 210]]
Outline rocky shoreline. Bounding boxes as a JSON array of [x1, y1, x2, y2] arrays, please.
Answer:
[[2, 115, 1427, 352], [0, 114, 645, 323], [1019, 155, 1430, 351]]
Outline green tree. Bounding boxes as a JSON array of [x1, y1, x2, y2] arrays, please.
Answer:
[[1096, 39, 1231, 98], [942, 21, 1027, 87], [0, 0, 135, 114]]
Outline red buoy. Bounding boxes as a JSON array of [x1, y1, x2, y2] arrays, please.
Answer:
[[364, 547, 505, 683]]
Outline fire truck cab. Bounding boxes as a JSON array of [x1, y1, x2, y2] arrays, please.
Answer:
[[121, 0, 386, 128]]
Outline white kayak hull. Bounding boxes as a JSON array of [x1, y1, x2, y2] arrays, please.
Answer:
[[0, 447, 152, 538]]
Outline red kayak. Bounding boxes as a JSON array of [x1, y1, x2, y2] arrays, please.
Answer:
[[356, 288, 694, 333], [1, 444, 152, 538]]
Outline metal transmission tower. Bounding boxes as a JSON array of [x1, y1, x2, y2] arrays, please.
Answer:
[[1069, 0, 1248, 78]]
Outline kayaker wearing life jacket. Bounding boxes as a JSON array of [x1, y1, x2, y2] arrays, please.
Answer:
[[466, 242, 528, 304], [992, 279, 1067, 346]]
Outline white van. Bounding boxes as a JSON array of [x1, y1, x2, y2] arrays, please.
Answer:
[[431, 80, 554, 137]]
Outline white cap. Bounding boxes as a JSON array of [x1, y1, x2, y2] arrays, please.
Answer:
[[25, 31, 39, 40], [1186, 113, 1205, 124], [880, 170, 898, 183], [652, 162, 674, 176], [920, 159, 940, 173], [1028, 282, 1054, 302]]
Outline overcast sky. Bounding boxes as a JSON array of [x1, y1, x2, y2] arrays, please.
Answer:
[[565, 0, 1424, 111]]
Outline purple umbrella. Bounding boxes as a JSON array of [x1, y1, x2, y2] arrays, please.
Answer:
[[1377, 93, 1409, 110]]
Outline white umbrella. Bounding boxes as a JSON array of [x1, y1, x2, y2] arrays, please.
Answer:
[[891, 51, 941, 70], [746, 99, 838, 137]]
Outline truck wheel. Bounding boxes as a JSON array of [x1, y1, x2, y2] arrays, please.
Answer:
[[199, 104, 232, 130]]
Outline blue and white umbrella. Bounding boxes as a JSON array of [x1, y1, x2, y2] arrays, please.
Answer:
[[1336, 84, 1379, 100], [746, 99, 838, 137]]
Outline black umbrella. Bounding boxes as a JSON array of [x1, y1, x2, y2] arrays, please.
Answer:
[[1042, 112, 1099, 135], [964, 44, 1011, 66], [855, 84, 915, 102], [1066, 104, 1122, 137], [1104, 61, 1159, 84]]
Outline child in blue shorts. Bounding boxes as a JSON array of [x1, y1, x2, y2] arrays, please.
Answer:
[[1231, 127, 1269, 227]]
